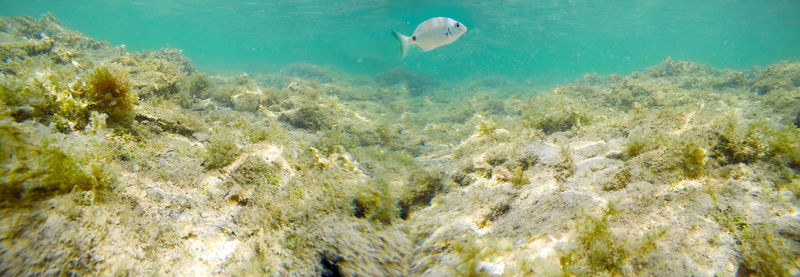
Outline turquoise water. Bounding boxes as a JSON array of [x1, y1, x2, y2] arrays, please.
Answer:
[[2, 0, 799, 85]]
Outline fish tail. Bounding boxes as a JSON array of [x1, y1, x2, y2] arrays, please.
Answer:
[[393, 30, 410, 59]]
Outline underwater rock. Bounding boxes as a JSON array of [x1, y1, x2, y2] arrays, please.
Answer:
[[224, 152, 285, 189], [522, 99, 590, 134], [605, 150, 625, 160], [571, 140, 609, 160], [134, 112, 195, 137], [134, 98, 206, 137], [124, 48, 193, 98], [204, 130, 242, 169], [279, 103, 334, 131], [0, 118, 114, 201], [0, 14, 122, 130], [646, 56, 707, 78], [146, 185, 194, 209], [0, 14, 108, 66], [521, 142, 561, 166], [179, 72, 215, 100], [231, 88, 262, 112], [452, 171, 476, 187], [573, 156, 623, 182], [0, 32, 53, 60], [750, 62, 800, 95], [711, 69, 747, 89]]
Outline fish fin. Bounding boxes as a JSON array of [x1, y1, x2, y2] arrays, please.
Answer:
[[393, 30, 411, 59]]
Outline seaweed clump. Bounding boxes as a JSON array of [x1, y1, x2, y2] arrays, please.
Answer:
[[710, 119, 766, 166], [521, 95, 591, 134], [709, 115, 800, 181], [204, 129, 241, 169], [87, 65, 135, 129], [352, 180, 397, 224], [766, 126, 800, 181], [622, 127, 661, 159], [280, 103, 334, 131], [675, 139, 708, 178], [123, 48, 194, 98], [559, 204, 663, 276], [603, 169, 631, 191], [451, 234, 507, 276], [736, 223, 800, 276]]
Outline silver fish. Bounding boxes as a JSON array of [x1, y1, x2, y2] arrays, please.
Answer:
[[393, 17, 467, 59]]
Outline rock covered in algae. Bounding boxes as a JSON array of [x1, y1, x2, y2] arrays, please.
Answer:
[[1, 13, 799, 277]]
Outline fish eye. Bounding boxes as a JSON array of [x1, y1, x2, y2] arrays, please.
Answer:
[[456, 23, 460, 28]]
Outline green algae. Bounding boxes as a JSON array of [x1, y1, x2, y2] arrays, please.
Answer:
[[710, 115, 767, 165], [604, 168, 631, 191], [750, 62, 800, 95], [179, 71, 214, 99], [675, 139, 708, 178], [559, 203, 664, 276], [521, 94, 591, 134], [0, 118, 114, 203], [399, 170, 446, 218], [766, 126, 800, 179], [280, 103, 335, 131], [737, 223, 800, 276], [623, 127, 662, 159], [451, 234, 508, 277], [509, 166, 530, 188], [352, 180, 397, 224], [204, 128, 242, 169], [234, 117, 286, 144]]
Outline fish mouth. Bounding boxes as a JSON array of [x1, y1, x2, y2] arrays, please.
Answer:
[[456, 27, 467, 38], [446, 26, 467, 38]]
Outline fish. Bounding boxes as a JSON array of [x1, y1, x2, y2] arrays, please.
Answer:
[[393, 17, 467, 59]]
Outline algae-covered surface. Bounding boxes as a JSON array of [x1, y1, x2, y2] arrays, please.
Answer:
[[1, 15, 799, 276]]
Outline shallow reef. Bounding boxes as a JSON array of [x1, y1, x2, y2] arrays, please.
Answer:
[[1, 14, 799, 276]]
